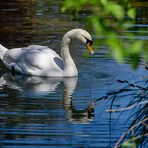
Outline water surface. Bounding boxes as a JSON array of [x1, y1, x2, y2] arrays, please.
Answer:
[[0, 0, 147, 147]]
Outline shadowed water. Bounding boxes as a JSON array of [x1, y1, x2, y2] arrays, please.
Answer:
[[0, 0, 147, 147]]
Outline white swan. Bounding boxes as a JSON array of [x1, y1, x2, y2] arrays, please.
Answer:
[[0, 29, 94, 77]]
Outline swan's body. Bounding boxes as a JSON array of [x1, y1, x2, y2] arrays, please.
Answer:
[[0, 29, 93, 77]]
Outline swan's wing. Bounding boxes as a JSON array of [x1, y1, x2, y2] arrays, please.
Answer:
[[3, 45, 64, 76], [3, 45, 52, 64]]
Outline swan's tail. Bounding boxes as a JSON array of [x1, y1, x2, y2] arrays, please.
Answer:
[[0, 44, 8, 60]]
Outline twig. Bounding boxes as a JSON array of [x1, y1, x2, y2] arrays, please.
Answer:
[[106, 101, 148, 112], [117, 79, 147, 90]]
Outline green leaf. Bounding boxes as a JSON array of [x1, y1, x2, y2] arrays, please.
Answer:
[[100, 0, 108, 5], [107, 34, 126, 63], [90, 16, 104, 34], [130, 53, 140, 69], [61, 0, 81, 13], [131, 41, 143, 53], [105, 2, 125, 19], [144, 51, 148, 62], [127, 8, 136, 19], [122, 141, 136, 148]]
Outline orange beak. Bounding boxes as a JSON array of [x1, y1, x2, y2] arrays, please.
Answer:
[[86, 42, 94, 55]]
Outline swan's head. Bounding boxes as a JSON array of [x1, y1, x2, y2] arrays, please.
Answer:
[[79, 29, 94, 55], [64, 29, 94, 54]]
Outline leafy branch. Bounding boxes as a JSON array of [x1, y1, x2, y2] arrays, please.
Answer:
[[62, 0, 148, 68]]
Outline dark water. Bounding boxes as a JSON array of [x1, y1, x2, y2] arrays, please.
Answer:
[[0, 0, 147, 147]]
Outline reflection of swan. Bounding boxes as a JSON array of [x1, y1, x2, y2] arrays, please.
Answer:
[[0, 73, 62, 93], [0, 29, 93, 77], [63, 77, 94, 123], [0, 73, 94, 123]]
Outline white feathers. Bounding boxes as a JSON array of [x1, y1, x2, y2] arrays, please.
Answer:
[[0, 29, 92, 77]]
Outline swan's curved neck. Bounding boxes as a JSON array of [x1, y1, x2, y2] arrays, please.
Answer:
[[61, 36, 78, 77]]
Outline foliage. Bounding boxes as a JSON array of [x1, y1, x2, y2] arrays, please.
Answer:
[[62, 0, 148, 68]]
